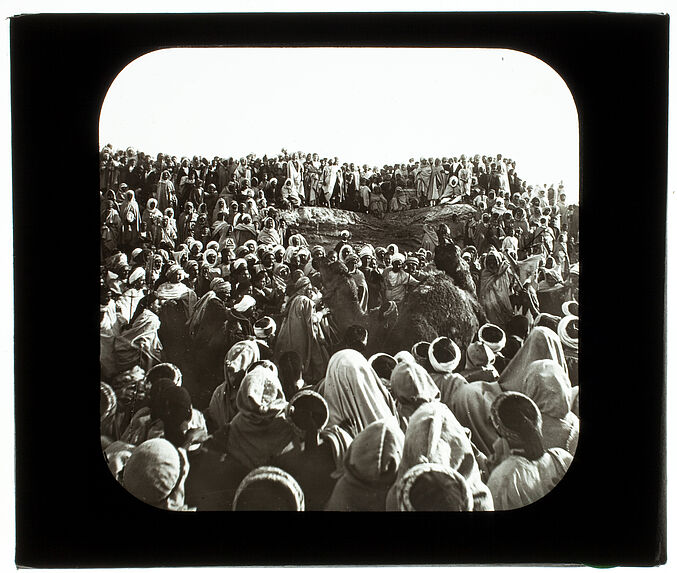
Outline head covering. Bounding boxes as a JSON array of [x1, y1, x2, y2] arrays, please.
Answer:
[[465, 341, 496, 369], [386, 402, 493, 511], [557, 315, 578, 351], [202, 248, 218, 267], [318, 349, 399, 435], [405, 256, 419, 267], [325, 418, 405, 511], [165, 264, 186, 283], [499, 326, 569, 392], [393, 463, 473, 511], [561, 300, 579, 317], [288, 275, 311, 298], [145, 362, 183, 388], [254, 316, 277, 338], [233, 466, 305, 511], [478, 323, 507, 353], [209, 277, 231, 295], [490, 391, 543, 456], [232, 258, 248, 272], [272, 263, 291, 290], [390, 361, 441, 422], [368, 353, 397, 383], [391, 253, 405, 265], [286, 389, 329, 434], [311, 245, 326, 259], [428, 337, 461, 373], [130, 247, 143, 262], [244, 253, 258, 267], [411, 341, 431, 367], [522, 359, 573, 419], [233, 294, 256, 313], [223, 340, 261, 385], [338, 244, 354, 262], [359, 245, 375, 259], [226, 366, 293, 470], [340, 230, 351, 240], [387, 243, 399, 255], [128, 267, 145, 285], [122, 438, 189, 509], [533, 313, 561, 332]]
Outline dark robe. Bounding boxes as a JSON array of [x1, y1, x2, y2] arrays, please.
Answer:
[[273, 442, 338, 511]]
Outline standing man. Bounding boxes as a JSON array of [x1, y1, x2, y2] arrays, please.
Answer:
[[381, 253, 420, 307], [458, 158, 472, 197]]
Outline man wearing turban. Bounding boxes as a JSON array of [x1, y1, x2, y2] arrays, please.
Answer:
[[275, 275, 330, 384]]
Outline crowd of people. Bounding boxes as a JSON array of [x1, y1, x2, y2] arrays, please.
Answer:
[[100, 145, 580, 219], [100, 144, 579, 511]]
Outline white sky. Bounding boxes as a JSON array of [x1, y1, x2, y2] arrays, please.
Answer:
[[100, 47, 579, 201]]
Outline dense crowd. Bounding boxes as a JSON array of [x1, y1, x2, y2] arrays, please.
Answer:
[[100, 144, 579, 511]]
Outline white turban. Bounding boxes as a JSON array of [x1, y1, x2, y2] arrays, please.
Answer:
[[233, 295, 256, 313], [428, 337, 461, 373], [128, 267, 145, 285], [558, 315, 578, 351]]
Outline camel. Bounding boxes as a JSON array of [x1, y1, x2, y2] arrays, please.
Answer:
[[316, 258, 485, 356]]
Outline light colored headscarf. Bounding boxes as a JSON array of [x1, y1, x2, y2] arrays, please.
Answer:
[[233, 294, 256, 313], [499, 326, 569, 391], [257, 219, 282, 245], [389, 361, 441, 426], [325, 418, 405, 511], [233, 466, 305, 511], [317, 349, 399, 435], [226, 366, 294, 470], [121, 438, 191, 510], [207, 340, 261, 429], [385, 402, 493, 511], [521, 359, 579, 454], [391, 253, 405, 265], [128, 267, 145, 285], [272, 263, 291, 292], [522, 359, 572, 419], [202, 248, 218, 268]]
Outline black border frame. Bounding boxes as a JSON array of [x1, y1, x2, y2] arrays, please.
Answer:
[[12, 12, 667, 567]]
